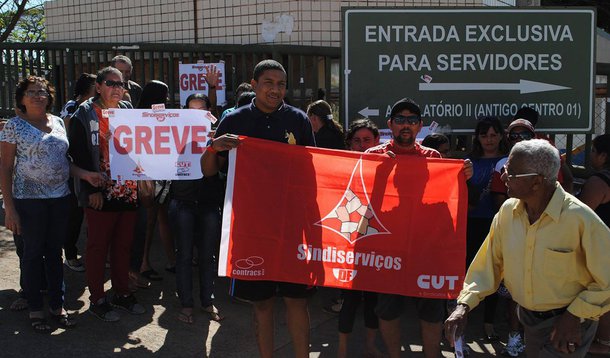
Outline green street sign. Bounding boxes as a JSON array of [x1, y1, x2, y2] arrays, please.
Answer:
[[342, 8, 596, 134]]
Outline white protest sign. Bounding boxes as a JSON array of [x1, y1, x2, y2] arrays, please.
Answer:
[[108, 108, 214, 180], [179, 62, 226, 107]]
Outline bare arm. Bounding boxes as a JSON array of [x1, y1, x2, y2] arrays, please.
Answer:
[[205, 64, 220, 117], [200, 134, 239, 177], [0, 141, 20, 235]]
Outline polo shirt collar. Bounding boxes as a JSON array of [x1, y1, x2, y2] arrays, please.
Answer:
[[251, 99, 286, 117]]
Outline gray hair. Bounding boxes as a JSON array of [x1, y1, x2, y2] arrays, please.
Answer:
[[510, 139, 560, 183], [111, 55, 133, 69]]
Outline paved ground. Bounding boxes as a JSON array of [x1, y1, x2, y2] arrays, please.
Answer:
[[0, 208, 517, 358]]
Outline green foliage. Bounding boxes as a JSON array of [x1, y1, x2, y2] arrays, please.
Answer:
[[0, 1, 45, 43]]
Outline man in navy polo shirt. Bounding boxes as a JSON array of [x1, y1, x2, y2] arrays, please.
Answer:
[[201, 59, 315, 358]]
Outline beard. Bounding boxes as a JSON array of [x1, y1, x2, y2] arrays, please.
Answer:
[[393, 130, 415, 146]]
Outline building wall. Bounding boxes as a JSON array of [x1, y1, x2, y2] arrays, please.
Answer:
[[45, 0, 483, 46]]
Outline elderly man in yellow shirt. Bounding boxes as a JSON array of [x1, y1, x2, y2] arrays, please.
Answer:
[[445, 139, 610, 357]]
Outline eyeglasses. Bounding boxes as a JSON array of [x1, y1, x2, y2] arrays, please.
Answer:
[[508, 131, 534, 141], [24, 90, 49, 98], [391, 115, 420, 125], [503, 164, 540, 181], [104, 80, 125, 88]]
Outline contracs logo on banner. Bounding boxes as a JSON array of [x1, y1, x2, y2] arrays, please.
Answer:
[[175, 161, 192, 177], [298, 159, 398, 283], [232, 256, 265, 277]]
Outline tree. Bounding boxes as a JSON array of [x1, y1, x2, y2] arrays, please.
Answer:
[[0, 0, 46, 43], [0, 0, 28, 42]]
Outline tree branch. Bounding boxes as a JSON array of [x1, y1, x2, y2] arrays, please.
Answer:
[[0, 0, 28, 43]]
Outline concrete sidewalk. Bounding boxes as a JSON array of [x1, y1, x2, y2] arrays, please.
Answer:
[[0, 214, 515, 357]]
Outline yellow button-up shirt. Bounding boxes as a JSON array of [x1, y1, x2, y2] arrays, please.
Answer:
[[458, 183, 610, 320]]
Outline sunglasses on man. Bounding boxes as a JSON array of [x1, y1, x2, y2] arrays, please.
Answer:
[[391, 114, 420, 125], [104, 80, 126, 88], [508, 131, 534, 141]]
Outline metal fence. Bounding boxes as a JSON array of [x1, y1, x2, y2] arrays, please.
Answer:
[[1, 42, 608, 174], [0, 42, 340, 117]]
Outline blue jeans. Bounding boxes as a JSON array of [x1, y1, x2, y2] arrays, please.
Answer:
[[14, 196, 70, 311], [169, 199, 221, 308]]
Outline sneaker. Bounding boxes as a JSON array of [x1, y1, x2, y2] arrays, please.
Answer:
[[502, 331, 525, 357], [111, 294, 146, 314], [64, 258, 86, 272], [89, 299, 120, 322]]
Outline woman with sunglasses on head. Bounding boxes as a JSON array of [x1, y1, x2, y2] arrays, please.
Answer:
[[0, 76, 104, 332], [579, 134, 610, 356], [465, 116, 510, 342], [307, 100, 345, 150], [68, 66, 145, 322]]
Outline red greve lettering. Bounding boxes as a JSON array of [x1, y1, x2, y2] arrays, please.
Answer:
[[113, 125, 132, 154], [172, 126, 190, 154], [155, 126, 171, 154], [191, 126, 207, 154], [114, 125, 208, 155], [136, 127, 153, 154], [179, 73, 207, 91]]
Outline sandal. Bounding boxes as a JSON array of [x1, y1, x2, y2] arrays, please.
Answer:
[[141, 269, 163, 281], [178, 309, 194, 324], [30, 317, 52, 333], [10, 297, 28, 311], [203, 305, 224, 322], [50, 312, 77, 329]]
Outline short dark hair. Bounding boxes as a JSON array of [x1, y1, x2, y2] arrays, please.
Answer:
[[236, 91, 255, 107], [15, 76, 55, 114], [111, 55, 133, 69], [73, 73, 97, 100], [593, 134, 610, 168], [137, 80, 169, 109], [422, 133, 449, 150], [345, 119, 379, 148], [184, 93, 211, 110], [235, 82, 253, 98], [513, 106, 539, 127], [389, 98, 421, 119], [253, 59, 286, 81]]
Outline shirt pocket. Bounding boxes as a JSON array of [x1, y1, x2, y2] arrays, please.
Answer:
[[543, 248, 577, 279]]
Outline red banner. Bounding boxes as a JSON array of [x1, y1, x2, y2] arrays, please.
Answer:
[[218, 137, 468, 298]]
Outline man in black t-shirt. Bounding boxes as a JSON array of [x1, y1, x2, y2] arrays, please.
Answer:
[[201, 59, 315, 358]]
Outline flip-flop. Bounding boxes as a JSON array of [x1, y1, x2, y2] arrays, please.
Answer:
[[177, 310, 194, 324], [50, 312, 77, 328], [10, 297, 28, 311], [140, 269, 163, 281], [30, 317, 52, 333]]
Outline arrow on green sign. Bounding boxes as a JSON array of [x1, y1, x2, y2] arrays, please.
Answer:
[[418, 79, 570, 94], [358, 107, 380, 118]]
